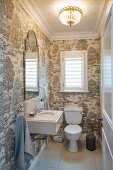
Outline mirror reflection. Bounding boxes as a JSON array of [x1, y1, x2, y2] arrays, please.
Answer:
[[24, 30, 39, 100]]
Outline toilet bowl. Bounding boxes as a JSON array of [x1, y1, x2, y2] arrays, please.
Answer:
[[64, 106, 83, 152], [64, 124, 82, 152]]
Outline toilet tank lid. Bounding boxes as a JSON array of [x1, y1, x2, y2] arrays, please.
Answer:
[[64, 106, 83, 112]]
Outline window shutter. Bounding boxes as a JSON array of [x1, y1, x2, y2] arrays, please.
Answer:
[[60, 51, 88, 92], [104, 56, 111, 89], [25, 58, 38, 91], [65, 56, 84, 90]]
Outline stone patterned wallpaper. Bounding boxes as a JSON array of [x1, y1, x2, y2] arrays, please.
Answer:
[[0, 1, 5, 169], [49, 39, 101, 136], [1, 0, 50, 169]]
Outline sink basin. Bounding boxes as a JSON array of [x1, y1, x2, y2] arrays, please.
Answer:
[[38, 111, 55, 119], [39, 111, 54, 116], [27, 110, 63, 135]]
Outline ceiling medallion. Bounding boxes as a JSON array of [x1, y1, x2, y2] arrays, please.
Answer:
[[59, 6, 83, 27]]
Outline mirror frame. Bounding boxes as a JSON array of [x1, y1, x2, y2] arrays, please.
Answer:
[[23, 30, 39, 100]]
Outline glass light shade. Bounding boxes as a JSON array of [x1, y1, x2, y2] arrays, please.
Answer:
[[59, 6, 83, 26]]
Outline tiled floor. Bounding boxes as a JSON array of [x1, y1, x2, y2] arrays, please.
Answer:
[[34, 140, 102, 170]]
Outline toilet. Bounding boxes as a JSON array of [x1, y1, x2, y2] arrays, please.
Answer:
[[64, 106, 83, 152]]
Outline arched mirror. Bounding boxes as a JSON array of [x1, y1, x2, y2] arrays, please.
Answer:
[[24, 30, 39, 100]]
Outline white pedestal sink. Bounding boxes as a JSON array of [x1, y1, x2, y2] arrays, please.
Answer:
[[27, 110, 63, 135]]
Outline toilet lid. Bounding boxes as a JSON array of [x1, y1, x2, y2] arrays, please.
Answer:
[[64, 125, 82, 134]]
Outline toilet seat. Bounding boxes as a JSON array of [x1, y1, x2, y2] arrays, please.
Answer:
[[64, 125, 82, 134]]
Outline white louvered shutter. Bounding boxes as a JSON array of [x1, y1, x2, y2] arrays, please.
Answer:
[[25, 54, 38, 91], [60, 51, 88, 92], [104, 55, 111, 89]]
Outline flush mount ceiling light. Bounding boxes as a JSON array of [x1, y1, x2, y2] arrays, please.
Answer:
[[59, 6, 83, 27]]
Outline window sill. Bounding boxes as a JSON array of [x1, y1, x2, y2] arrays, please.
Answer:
[[59, 90, 89, 93], [26, 90, 39, 92]]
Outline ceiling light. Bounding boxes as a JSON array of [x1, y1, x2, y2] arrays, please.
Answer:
[[59, 6, 83, 27]]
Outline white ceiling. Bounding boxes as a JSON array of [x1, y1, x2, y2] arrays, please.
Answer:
[[19, 0, 106, 40]]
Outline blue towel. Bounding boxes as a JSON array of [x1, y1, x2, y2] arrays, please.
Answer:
[[15, 114, 33, 170]]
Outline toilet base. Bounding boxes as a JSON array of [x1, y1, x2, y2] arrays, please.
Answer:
[[68, 140, 78, 152]]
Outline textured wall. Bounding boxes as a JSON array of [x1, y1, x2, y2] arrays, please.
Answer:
[[49, 39, 101, 138], [0, 1, 5, 169], [1, 0, 50, 169]]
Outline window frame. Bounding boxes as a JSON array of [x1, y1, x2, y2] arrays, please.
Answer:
[[60, 50, 88, 92], [102, 5, 113, 130]]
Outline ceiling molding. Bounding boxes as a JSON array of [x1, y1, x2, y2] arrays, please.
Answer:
[[95, 0, 110, 38], [99, 0, 113, 36], [95, 0, 106, 32], [50, 32, 99, 41], [19, 0, 107, 41], [18, 0, 52, 39]]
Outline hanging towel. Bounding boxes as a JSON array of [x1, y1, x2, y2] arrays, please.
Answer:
[[15, 114, 33, 170]]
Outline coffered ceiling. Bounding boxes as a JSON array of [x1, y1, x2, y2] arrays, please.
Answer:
[[19, 0, 108, 40]]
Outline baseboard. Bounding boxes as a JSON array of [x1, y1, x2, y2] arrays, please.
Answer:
[[99, 136, 102, 148], [29, 140, 47, 170]]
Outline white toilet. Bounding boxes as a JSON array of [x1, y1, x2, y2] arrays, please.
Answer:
[[64, 106, 83, 152]]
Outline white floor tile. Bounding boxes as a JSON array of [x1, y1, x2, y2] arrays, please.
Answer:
[[34, 140, 102, 170], [93, 148, 103, 170], [58, 149, 96, 170], [38, 142, 62, 168], [34, 165, 57, 170]]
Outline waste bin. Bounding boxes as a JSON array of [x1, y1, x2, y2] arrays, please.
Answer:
[[86, 133, 96, 151]]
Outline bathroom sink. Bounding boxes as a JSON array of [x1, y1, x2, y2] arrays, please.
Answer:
[[39, 112, 54, 115], [27, 110, 63, 135], [38, 111, 55, 117]]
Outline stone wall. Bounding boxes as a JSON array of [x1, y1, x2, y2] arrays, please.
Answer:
[[1, 0, 50, 169], [0, 1, 5, 169], [49, 39, 101, 138]]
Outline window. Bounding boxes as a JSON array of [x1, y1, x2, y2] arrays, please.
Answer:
[[104, 55, 111, 90], [60, 51, 88, 92], [25, 52, 38, 92]]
